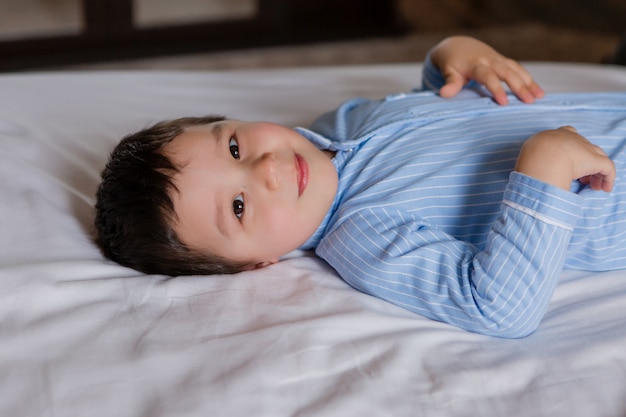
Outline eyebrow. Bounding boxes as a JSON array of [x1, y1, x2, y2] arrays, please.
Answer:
[[215, 200, 228, 238], [211, 122, 223, 140], [211, 123, 230, 238]]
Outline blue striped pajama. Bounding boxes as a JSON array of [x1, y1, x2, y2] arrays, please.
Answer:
[[296, 59, 626, 338]]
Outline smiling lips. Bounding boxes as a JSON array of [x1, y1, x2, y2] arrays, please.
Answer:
[[295, 154, 308, 196]]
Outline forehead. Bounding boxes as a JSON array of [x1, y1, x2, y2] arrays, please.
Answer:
[[165, 130, 226, 250], [164, 123, 221, 165]]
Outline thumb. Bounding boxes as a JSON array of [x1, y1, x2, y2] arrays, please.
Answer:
[[438, 70, 466, 98]]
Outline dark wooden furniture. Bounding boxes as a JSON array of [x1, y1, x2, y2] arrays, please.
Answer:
[[0, 0, 407, 71]]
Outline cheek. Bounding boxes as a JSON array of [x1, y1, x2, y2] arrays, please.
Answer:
[[258, 203, 294, 234], [254, 200, 308, 249]]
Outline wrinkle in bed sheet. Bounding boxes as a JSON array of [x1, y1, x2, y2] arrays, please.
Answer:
[[1, 63, 626, 417]]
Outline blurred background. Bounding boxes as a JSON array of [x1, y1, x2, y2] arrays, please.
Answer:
[[0, 0, 624, 72]]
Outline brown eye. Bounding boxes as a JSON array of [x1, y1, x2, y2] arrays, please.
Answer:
[[233, 194, 244, 219], [229, 137, 240, 159]]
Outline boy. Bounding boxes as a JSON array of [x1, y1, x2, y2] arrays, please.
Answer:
[[95, 37, 626, 338]]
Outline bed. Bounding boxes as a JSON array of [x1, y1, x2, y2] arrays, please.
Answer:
[[1, 62, 625, 416]]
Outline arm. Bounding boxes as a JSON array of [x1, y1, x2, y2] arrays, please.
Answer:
[[317, 128, 615, 338], [515, 126, 615, 192], [424, 36, 545, 105], [318, 179, 581, 338]]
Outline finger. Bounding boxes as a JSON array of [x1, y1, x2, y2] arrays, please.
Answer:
[[504, 59, 534, 84], [600, 157, 616, 192], [474, 64, 509, 105], [603, 176, 615, 192], [504, 60, 545, 100], [592, 173, 615, 192], [591, 158, 616, 192], [580, 170, 614, 192], [492, 60, 538, 103], [439, 70, 466, 98], [580, 174, 605, 191], [505, 60, 546, 99], [523, 79, 545, 100], [591, 174, 605, 191]]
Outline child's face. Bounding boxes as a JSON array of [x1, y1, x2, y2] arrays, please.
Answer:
[[165, 121, 338, 269]]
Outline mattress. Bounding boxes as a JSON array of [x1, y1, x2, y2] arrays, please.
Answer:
[[1, 62, 625, 416]]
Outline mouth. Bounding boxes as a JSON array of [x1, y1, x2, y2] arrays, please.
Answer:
[[295, 153, 308, 196]]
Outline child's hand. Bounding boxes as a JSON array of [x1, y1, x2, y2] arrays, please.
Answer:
[[515, 126, 616, 192], [430, 36, 545, 105]]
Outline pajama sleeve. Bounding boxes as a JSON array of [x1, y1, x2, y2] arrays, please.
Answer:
[[316, 172, 583, 338], [421, 52, 446, 92]]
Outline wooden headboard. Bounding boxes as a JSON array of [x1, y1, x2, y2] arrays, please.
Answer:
[[0, 0, 407, 72]]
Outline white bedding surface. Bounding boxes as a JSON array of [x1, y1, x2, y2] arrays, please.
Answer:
[[1, 63, 626, 417]]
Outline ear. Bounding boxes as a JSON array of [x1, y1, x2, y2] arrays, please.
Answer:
[[252, 259, 279, 270]]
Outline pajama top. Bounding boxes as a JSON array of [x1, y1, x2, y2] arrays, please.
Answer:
[[296, 58, 626, 338]]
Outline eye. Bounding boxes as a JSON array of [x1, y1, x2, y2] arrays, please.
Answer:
[[229, 137, 240, 159], [233, 194, 244, 219]]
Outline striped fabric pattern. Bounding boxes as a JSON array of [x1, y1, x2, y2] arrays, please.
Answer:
[[296, 59, 626, 337]]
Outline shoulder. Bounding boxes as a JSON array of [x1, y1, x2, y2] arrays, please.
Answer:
[[320, 206, 431, 251]]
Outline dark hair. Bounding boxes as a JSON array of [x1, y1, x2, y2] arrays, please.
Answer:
[[94, 115, 250, 276]]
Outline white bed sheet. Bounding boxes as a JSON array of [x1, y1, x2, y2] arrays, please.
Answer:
[[1, 63, 626, 417]]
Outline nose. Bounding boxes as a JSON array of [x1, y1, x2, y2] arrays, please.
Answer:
[[252, 153, 279, 190]]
